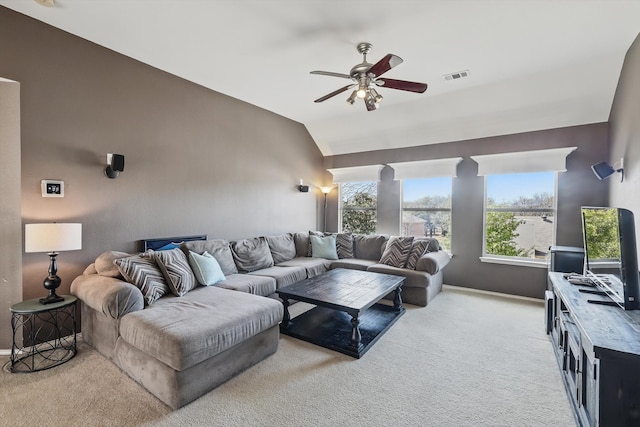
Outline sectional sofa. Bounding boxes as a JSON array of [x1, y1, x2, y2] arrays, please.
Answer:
[[70, 231, 450, 408]]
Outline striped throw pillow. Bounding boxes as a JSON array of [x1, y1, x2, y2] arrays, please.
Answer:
[[115, 254, 170, 305], [379, 236, 414, 268], [154, 248, 198, 296]]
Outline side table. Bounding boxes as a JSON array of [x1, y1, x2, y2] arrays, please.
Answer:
[[10, 295, 77, 373]]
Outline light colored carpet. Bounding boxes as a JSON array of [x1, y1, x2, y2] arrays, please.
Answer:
[[0, 286, 575, 427]]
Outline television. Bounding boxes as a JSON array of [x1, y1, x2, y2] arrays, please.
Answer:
[[581, 207, 640, 310]]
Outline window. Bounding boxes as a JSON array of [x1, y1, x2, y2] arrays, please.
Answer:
[[339, 181, 377, 234], [401, 177, 452, 251], [484, 171, 556, 260]]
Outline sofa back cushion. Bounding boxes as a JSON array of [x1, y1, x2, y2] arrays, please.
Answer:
[[293, 232, 310, 258], [265, 233, 297, 264], [353, 234, 389, 260], [181, 239, 238, 275], [231, 237, 275, 273]]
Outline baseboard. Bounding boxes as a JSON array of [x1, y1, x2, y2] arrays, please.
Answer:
[[443, 284, 544, 304]]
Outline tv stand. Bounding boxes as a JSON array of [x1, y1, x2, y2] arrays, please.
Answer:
[[548, 272, 640, 426]]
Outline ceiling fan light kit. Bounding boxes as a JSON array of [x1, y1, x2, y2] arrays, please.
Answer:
[[311, 42, 427, 111]]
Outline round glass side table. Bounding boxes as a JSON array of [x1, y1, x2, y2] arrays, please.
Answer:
[[10, 295, 77, 373]]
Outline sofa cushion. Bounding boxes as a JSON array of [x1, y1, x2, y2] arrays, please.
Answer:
[[181, 239, 238, 276], [118, 286, 283, 371], [293, 232, 311, 258], [330, 258, 378, 271], [335, 233, 354, 259], [231, 237, 274, 273], [277, 257, 332, 279], [265, 233, 297, 264], [310, 234, 338, 260], [95, 251, 130, 278], [406, 239, 429, 270], [353, 234, 389, 260], [215, 273, 276, 296], [379, 236, 414, 268], [154, 248, 198, 297], [249, 266, 307, 289], [115, 254, 170, 305], [188, 251, 225, 286]]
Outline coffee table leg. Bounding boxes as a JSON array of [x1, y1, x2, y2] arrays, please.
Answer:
[[393, 286, 403, 311], [348, 314, 362, 351], [281, 297, 291, 328]]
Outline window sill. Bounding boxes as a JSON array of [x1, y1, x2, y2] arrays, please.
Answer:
[[479, 256, 548, 269]]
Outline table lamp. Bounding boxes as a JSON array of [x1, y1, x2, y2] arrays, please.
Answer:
[[25, 223, 82, 304]]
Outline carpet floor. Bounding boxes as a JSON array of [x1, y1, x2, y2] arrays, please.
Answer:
[[0, 286, 575, 427]]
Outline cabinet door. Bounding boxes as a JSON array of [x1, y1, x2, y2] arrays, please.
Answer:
[[580, 347, 598, 426]]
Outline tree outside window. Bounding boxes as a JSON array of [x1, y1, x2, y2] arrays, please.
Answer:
[[340, 181, 377, 234]]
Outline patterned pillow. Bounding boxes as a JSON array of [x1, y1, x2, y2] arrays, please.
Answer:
[[335, 233, 354, 259], [406, 239, 430, 270], [115, 255, 170, 305], [154, 248, 198, 296], [379, 236, 414, 268]]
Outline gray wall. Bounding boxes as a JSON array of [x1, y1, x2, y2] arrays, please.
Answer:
[[0, 78, 22, 349], [326, 123, 609, 298], [609, 33, 640, 253], [0, 7, 326, 312]]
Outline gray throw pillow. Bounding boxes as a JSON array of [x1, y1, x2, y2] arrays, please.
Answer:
[[379, 236, 414, 268], [406, 239, 430, 270], [154, 248, 198, 297], [231, 237, 275, 272], [265, 233, 297, 264], [181, 239, 238, 275]]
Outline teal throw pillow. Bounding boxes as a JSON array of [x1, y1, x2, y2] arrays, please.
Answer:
[[310, 234, 338, 260], [188, 251, 226, 286]]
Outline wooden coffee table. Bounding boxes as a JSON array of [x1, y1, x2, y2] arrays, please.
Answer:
[[277, 268, 405, 358]]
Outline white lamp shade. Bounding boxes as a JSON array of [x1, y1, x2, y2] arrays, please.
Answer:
[[25, 223, 82, 253]]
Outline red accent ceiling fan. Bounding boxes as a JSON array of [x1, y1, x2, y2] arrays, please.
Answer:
[[311, 42, 428, 111]]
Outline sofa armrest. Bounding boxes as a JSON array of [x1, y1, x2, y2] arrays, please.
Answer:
[[70, 273, 144, 319], [415, 250, 452, 275]]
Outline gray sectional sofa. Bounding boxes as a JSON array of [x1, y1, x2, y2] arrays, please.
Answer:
[[70, 231, 450, 409]]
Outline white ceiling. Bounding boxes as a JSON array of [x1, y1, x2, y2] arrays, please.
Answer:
[[2, 0, 640, 156]]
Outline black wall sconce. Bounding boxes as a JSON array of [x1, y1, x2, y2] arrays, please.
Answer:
[[298, 179, 309, 192], [591, 158, 624, 183], [105, 153, 125, 179]]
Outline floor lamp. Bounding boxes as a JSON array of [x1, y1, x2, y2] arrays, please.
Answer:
[[320, 186, 334, 232]]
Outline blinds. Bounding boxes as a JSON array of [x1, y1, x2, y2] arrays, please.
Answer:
[[471, 147, 577, 176], [387, 157, 463, 179], [327, 165, 384, 183]]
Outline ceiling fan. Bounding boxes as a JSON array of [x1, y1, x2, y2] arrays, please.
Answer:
[[311, 42, 428, 111]]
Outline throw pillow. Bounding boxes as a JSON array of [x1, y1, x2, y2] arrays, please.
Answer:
[[265, 233, 297, 264], [115, 255, 170, 305], [310, 234, 338, 260], [379, 236, 414, 268], [307, 231, 325, 256], [154, 248, 198, 296], [231, 237, 274, 272], [188, 251, 226, 286], [406, 239, 430, 270], [335, 233, 354, 259]]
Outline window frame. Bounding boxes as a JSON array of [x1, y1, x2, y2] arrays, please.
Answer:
[[480, 171, 559, 268]]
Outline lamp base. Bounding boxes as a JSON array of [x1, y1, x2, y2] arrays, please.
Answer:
[[40, 292, 64, 305]]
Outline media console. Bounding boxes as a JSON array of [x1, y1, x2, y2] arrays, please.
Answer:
[[547, 272, 640, 426]]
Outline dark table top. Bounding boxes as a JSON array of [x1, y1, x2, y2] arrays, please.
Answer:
[[277, 268, 405, 312]]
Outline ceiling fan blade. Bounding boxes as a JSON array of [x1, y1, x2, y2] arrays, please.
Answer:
[[314, 85, 353, 103], [376, 78, 428, 93], [310, 70, 352, 80], [366, 54, 403, 78]]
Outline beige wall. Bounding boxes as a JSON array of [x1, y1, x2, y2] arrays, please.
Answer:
[[0, 7, 326, 317], [0, 78, 22, 349], [609, 33, 640, 255]]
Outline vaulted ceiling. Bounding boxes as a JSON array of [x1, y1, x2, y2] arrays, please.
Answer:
[[2, 0, 640, 156]]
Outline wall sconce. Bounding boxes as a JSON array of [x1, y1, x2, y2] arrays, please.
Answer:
[[105, 153, 125, 179], [591, 158, 624, 182], [320, 186, 335, 232], [298, 179, 309, 192]]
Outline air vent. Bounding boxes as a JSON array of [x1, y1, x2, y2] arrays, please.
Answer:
[[443, 70, 470, 81]]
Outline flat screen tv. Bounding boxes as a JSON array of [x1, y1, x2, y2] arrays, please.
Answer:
[[581, 207, 640, 310]]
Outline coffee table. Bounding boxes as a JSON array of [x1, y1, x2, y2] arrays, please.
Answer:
[[277, 268, 405, 358]]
